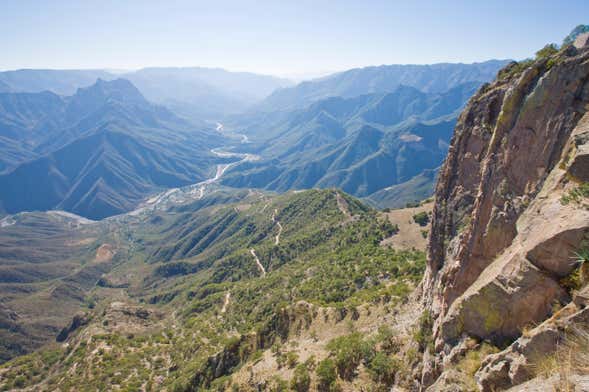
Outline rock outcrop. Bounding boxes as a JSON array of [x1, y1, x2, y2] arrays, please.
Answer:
[[56, 312, 91, 342], [421, 41, 589, 390], [476, 298, 589, 390]]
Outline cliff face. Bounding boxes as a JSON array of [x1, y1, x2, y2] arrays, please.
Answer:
[[422, 40, 589, 389]]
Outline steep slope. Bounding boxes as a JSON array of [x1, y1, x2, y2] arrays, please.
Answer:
[[0, 79, 199, 171], [240, 82, 477, 143], [0, 189, 426, 391], [221, 84, 464, 204], [0, 187, 266, 365], [366, 168, 438, 209], [0, 79, 223, 219], [420, 36, 589, 390], [255, 60, 509, 112], [0, 90, 65, 140], [0, 90, 66, 171]]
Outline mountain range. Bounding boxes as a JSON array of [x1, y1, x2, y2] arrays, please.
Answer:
[[0, 23, 588, 392], [221, 78, 495, 207], [0, 60, 509, 218], [0, 79, 223, 219], [253, 59, 509, 113], [0, 68, 292, 120]]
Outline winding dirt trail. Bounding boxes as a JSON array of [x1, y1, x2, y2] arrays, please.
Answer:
[[249, 248, 266, 277], [271, 209, 283, 245], [335, 191, 352, 220], [221, 291, 231, 313]]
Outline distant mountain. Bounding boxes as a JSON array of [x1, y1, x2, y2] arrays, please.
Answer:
[[0, 69, 116, 95], [254, 60, 509, 112], [0, 62, 506, 214], [122, 67, 292, 120], [221, 83, 476, 202], [0, 79, 224, 219], [0, 68, 292, 120], [0, 90, 67, 171], [0, 78, 210, 171]]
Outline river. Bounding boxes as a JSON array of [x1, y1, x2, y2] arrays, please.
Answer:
[[127, 126, 257, 216]]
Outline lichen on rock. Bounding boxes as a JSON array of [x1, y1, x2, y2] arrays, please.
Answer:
[[421, 42, 589, 390]]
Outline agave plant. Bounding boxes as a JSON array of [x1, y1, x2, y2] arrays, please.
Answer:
[[573, 247, 589, 264]]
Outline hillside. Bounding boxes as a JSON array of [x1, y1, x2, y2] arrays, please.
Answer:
[[2, 1, 589, 390], [220, 84, 469, 205], [0, 79, 224, 219], [254, 60, 509, 113], [0, 188, 429, 391]]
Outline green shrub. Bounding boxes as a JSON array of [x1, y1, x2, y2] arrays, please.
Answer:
[[316, 358, 337, 389], [498, 59, 534, 80], [535, 44, 558, 59], [561, 183, 589, 206], [378, 325, 400, 354], [327, 333, 374, 380], [414, 310, 434, 352], [561, 247, 589, 291], [270, 376, 288, 392], [290, 364, 311, 392], [13, 376, 26, 388], [368, 352, 398, 386], [413, 212, 429, 226], [286, 351, 299, 368]]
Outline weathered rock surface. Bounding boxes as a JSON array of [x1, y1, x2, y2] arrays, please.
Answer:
[[421, 43, 589, 389], [476, 300, 589, 391], [56, 311, 91, 342], [570, 128, 589, 182], [508, 374, 589, 392], [574, 32, 589, 49]]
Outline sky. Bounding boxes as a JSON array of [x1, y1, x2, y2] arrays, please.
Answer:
[[0, 0, 587, 78]]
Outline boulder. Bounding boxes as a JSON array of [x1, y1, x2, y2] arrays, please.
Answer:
[[569, 142, 589, 182], [574, 32, 589, 49], [475, 304, 589, 390]]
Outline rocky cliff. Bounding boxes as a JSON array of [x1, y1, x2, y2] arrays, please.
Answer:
[[421, 38, 589, 390]]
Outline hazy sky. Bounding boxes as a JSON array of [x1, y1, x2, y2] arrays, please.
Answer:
[[1, 0, 587, 77]]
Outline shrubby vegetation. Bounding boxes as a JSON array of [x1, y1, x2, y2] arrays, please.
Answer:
[[497, 42, 561, 81], [316, 358, 338, 390], [414, 310, 434, 352], [320, 327, 403, 389], [0, 189, 426, 391], [291, 363, 311, 392], [413, 211, 430, 226], [561, 182, 589, 207]]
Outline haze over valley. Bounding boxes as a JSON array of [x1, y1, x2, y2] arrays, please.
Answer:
[[0, 2, 588, 391]]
